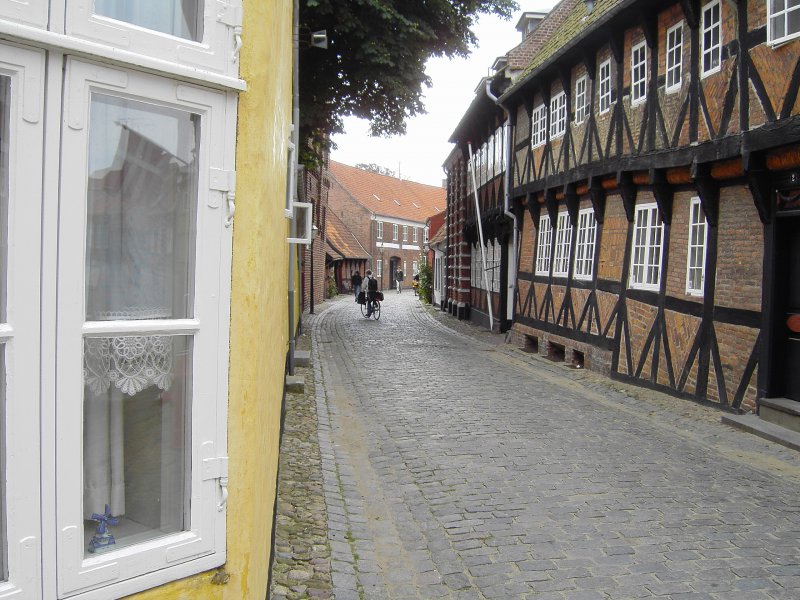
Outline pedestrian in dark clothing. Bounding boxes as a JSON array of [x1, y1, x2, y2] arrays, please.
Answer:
[[395, 269, 404, 294], [351, 271, 363, 301]]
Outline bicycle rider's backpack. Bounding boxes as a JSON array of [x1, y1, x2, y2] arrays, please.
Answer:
[[367, 276, 378, 292]]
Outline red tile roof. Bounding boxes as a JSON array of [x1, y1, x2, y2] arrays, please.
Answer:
[[326, 209, 371, 259], [329, 161, 445, 223]]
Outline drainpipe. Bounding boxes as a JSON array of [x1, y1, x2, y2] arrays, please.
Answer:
[[287, 0, 300, 374], [484, 79, 517, 327]]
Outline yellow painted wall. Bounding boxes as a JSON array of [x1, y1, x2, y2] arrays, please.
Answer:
[[128, 0, 294, 598]]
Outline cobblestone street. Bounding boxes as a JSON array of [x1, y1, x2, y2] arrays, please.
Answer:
[[273, 293, 800, 599]]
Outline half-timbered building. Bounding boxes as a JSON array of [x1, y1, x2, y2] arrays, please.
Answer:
[[444, 0, 800, 428]]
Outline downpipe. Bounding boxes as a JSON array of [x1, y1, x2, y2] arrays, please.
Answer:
[[484, 80, 517, 328]]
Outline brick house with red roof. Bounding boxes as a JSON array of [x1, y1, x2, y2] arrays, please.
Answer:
[[328, 161, 445, 292]]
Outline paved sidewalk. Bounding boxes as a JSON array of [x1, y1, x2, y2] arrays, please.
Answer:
[[278, 293, 800, 599]]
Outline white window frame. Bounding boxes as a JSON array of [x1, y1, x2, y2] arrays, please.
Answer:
[[423, 227, 429, 244], [701, 0, 722, 77], [392, 223, 398, 241], [768, 0, 800, 45], [531, 103, 547, 148], [402, 225, 408, 242], [65, 0, 241, 76], [0, 0, 48, 28], [412, 227, 418, 243], [55, 59, 232, 598], [599, 59, 612, 114], [376, 220, 383, 240], [376, 259, 382, 278], [666, 22, 684, 93], [629, 203, 664, 291], [552, 212, 573, 277], [412, 260, 418, 275], [575, 75, 588, 124], [0, 42, 46, 600], [535, 214, 553, 276], [631, 41, 647, 105], [573, 208, 597, 281], [686, 197, 708, 296], [550, 91, 567, 139]]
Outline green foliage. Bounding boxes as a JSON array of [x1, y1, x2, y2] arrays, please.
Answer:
[[299, 0, 517, 165], [355, 163, 396, 177], [327, 275, 338, 299], [418, 262, 433, 304]]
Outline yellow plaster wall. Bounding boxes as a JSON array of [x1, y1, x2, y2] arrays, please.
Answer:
[[127, 0, 293, 598]]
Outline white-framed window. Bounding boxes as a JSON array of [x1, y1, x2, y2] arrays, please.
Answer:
[[496, 125, 505, 173], [629, 203, 664, 290], [488, 134, 495, 177], [0, 42, 46, 599], [65, 0, 241, 76], [377, 259, 382, 277], [412, 261, 418, 275], [412, 226, 418, 243], [531, 103, 547, 148], [701, 0, 722, 76], [550, 91, 567, 139], [423, 227, 429, 244], [471, 244, 480, 288], [631, 41, 647, 105], [491, 241, 501, 291], [769, 0, 800, 45], [535, 214, 553, 276], [575, 75, 588, 124], [573, 208, 597, 280], [392, 223, 398, 241], [686, 197, 708, 295], [377, 220, 383, 239], [403, 261, 407, 276], [56, 59, 232, 596], [402, 225, 408, 241], [599, 59, 612, 114], [666, 22, 684, 92], [552, 212, 573, 277]]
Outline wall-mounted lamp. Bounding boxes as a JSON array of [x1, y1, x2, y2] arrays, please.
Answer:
[[584, 0, 594, 14]]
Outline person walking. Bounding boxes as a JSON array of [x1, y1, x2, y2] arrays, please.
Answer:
[[351, 270, 362, 302], [395, 268, 404, 294], [364, 270, 379, 317]]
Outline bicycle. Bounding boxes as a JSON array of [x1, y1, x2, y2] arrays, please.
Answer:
[[360, 296, 381, 320]]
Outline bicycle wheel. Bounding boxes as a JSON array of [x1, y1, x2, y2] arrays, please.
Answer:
[[372, 301, 381, 320], [360, 301, 368, 317]]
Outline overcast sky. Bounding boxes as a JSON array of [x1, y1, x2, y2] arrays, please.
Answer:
[[331, 3, 559, 187]]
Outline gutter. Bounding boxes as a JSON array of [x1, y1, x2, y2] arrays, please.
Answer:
[[484, 79, 517, 327], [287, 0, 300, 374]]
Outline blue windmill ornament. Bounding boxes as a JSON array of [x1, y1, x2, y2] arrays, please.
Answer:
[[88, 504, 119, 553]]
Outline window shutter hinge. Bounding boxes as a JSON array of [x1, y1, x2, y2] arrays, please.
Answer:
[[210, 169, 237, 227], [202, 456, 230, 512], [217, 3, 243, 61]]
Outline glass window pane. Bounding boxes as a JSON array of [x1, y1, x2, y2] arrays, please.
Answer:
[[83, 335, 192, 556], [86, 94, 198, 321], [95, 0, 203, 42]]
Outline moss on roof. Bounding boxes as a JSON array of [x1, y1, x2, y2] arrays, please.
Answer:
[[510, 0, 623, 94]]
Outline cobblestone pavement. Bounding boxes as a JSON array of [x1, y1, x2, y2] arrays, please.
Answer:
[[302, 293, 800, 599]]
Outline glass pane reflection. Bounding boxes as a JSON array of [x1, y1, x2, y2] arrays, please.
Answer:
[[94, 0, 203, 41], [83, 335, 192, 556], [85, 94, 198, 322]]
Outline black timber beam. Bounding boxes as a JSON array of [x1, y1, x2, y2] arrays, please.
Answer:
[[650, 168, 673, 225], [690, 161, 720, 226], [589, 176, 607, 222], [618, 171, 637, 222]]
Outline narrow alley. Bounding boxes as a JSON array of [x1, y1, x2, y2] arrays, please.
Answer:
[[271, 294, 800, 600]]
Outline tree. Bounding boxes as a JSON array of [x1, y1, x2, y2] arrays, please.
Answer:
[[355, 163, 397, 177], [299, 0, 517, 164]]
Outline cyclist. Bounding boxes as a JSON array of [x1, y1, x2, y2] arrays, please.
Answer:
[[364, 269, 379, 318]]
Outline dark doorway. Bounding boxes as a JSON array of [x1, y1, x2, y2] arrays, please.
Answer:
[[389, 257, 399, 291], [774, 214, 800, 402]]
